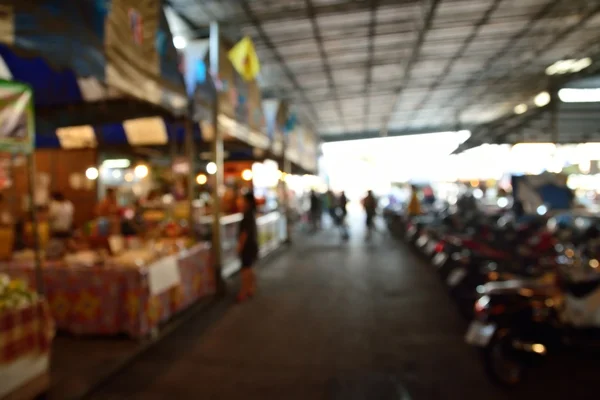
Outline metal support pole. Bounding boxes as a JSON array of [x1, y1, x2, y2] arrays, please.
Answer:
[[185, 114, 195, 232], [282, 147, 292, 244], [27, 153, 44, 295], [210, 21, 226, 296], [550, 89, 559, 144]]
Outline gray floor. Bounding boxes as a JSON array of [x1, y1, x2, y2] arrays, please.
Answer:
[[86, 216, 599, 400]]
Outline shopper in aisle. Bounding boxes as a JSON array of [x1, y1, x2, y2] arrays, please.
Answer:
[[309, 190, 321, 232], [407, 185, 422, 216], [337, 191, 350, 240], [48, 192, 74, 238], [325, 190, 337, 227], [362, 190, 378, 240], [236, 191, 259, 302]]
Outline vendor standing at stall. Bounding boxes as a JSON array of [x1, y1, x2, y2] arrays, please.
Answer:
[[236, 192, 259, 302], [96, 188, 121, 235], [48, 192, 74, 238], [0, 193, 13, 227]]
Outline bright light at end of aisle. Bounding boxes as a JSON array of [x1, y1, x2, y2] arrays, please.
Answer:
[[534, 92, 551, 107], [558, 88, 600, 103], [514, 104, 528, 114], [85, 167, 99, 180], [173, 36, 187, 50], [134, 164, 149, 179], [196, 174, 207, 185], [241, 169, 253, 181], [206, 162, 217, 175]]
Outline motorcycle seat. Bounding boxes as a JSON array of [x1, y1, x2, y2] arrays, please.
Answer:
[[483, 280, 558, 297], [565, 276, 600, 298]]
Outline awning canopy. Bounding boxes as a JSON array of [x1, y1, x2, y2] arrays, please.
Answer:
[[0, 1, 187, 120]]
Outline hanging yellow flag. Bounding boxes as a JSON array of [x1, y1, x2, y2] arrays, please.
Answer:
[[228, 36, 261, 82]]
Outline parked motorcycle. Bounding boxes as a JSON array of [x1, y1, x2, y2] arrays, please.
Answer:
[[465, 268, 600, 386]]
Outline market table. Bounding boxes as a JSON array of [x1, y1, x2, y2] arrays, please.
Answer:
[[0, 300, 55, 399], [0, 244, 215, 338]]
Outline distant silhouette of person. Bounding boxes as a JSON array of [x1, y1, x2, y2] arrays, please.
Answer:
[[309, 190, 321, 231], [407, 185, 422, 216], [337, 191, 349, 240], [362, 190, 378, 239], [237, 192, 259, 302]]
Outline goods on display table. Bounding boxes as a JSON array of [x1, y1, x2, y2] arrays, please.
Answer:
[[0, 274, 55, 399], [0, 238, 214, 339]]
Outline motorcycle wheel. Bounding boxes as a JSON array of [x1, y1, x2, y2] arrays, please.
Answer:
[[484, 328, 526, 387]]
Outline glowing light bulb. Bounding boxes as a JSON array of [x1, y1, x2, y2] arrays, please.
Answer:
[[134, 164, 149, 179], [85, 167, 99, 180], [196, 174, 207, 185], [206, 162, 217, 175], [241, 169, 253, 181]]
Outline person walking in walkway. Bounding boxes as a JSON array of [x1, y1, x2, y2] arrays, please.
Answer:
[[407, 185, 422, 217], [309, 190, 321, 232], [337, 191, 349, 240], [362, 190, 378, 240], [325, 189, 337, 227], [237, 191, 259, 302]]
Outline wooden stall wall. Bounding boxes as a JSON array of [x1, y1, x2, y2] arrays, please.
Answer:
[[11, 149, 97, 228]]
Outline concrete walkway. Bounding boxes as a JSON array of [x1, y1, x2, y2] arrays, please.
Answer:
[[86, 215, 599, 400]]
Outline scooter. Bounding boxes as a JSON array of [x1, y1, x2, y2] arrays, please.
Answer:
[[465, 273, 600, 386]]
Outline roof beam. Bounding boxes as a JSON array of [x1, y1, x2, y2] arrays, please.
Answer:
[[378, 0, 442, 136], [363, 0, 379, 132], [460, 1, 600, 112], [468, 45, 600, 145], [321, 125, 465, 142], [444, 0, 561, 119], [402, 0, 505, 127], [305, 0, 346, 131], [239, 0, 319, 129], [228, 0, 416, 25]]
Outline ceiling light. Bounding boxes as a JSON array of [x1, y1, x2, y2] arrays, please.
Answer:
[[173, 36, 187, 50], [514, 104, 528, 114], [558, 88, 600, 103], [571, 57, 592, 72], [112, 170, 122, 179], [545, 58, 592, 75], [534, 91, 551, 107], [101, 159, 130, 169]]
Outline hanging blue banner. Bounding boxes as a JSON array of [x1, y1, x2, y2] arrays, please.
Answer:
[[284, 112, 297, 134], [262, 99, 280, 141]]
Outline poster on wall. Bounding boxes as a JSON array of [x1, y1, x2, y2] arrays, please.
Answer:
[[273, 101, 288, 156], [286, 128, 300, 164], [0, 80, 33, 154], [247, 80, 265, 134]]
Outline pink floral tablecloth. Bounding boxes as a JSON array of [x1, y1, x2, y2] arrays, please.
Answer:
[[0, 244, 215, 338]]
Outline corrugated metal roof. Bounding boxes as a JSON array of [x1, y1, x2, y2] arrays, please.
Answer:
[[168, 0, 600, 143]]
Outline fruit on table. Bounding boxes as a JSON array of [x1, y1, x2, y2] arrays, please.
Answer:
[[0, 273, 38, 312]]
